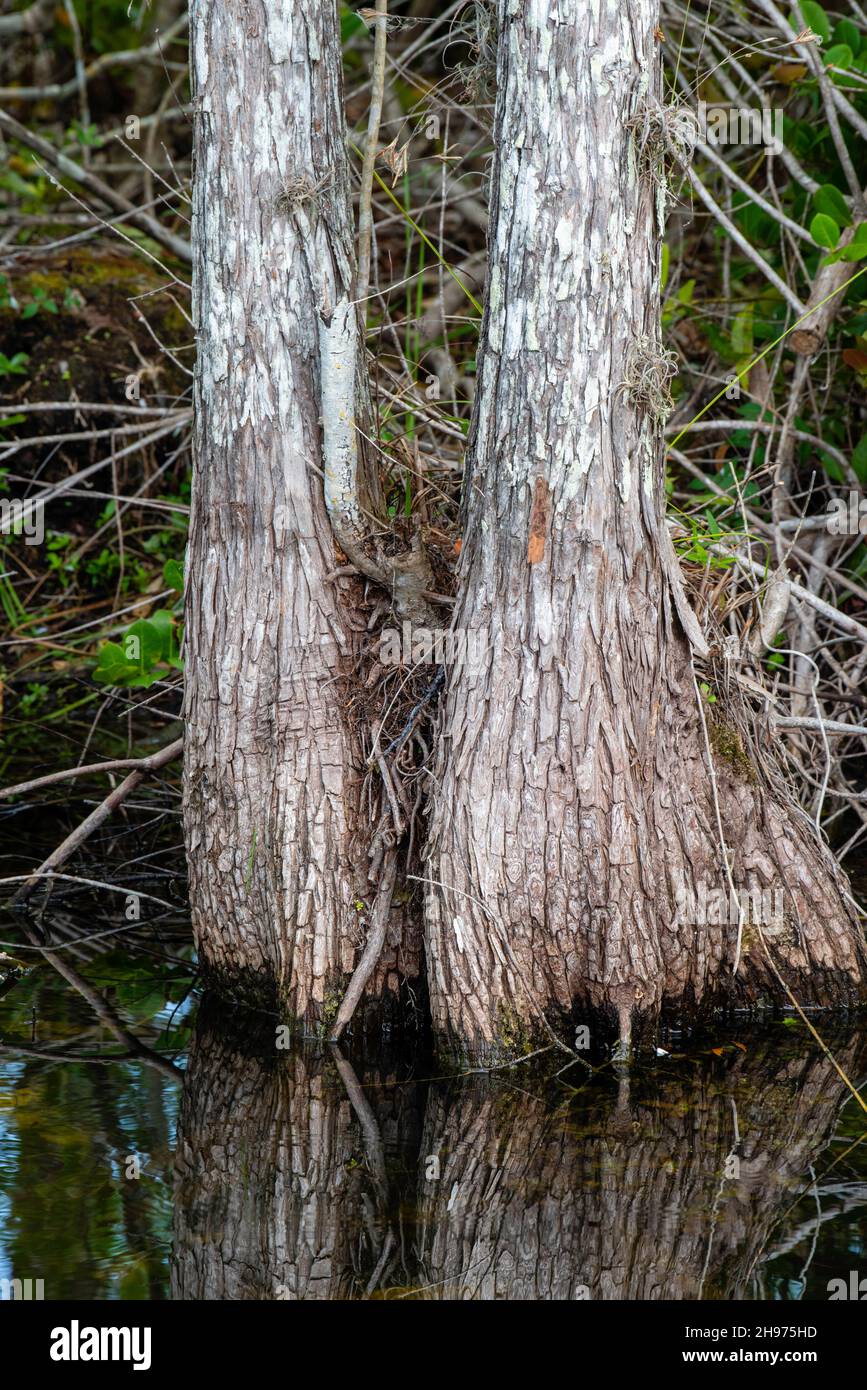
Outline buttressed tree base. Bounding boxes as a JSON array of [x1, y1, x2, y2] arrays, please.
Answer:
[[184, 0, 867, 1061]]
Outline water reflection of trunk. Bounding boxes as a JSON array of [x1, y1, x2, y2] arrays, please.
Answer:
[[415, 1036, 867, 1300], [172, 1010, 423, 1299]]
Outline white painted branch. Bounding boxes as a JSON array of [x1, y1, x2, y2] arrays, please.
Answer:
[[319, 295, 365, 537], [317, 295, 392, 593]]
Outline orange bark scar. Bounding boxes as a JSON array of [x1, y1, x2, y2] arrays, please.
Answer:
[[527, 476, 550, 565]]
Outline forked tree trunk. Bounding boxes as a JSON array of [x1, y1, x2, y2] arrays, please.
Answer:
[[424, 0, 867, 1057], [184, 1, 419, 1025]]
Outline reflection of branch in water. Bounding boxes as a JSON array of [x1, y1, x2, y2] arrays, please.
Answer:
[[0, 1042, 177, 1069], [329, 1043, 396, 1296], [761, 1182, 867, 1264], [697, 1094, 740, 1300], [0, 924, 181, 1079]]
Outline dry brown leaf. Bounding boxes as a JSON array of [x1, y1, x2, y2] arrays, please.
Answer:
[[377, 136, 410, 186]]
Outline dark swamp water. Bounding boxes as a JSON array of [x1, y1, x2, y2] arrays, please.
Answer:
[[1, 774, 867, 1300]]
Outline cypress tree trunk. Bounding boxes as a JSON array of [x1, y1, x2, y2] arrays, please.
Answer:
[[184, 0, 419, 1025], [423, 0, 867, 1058], [172, 1008, 423, 1299]]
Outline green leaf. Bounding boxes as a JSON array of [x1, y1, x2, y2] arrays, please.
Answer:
[[832, 18, 861, 53], [730, 305, 754, 357], [819, 450, 844, 483], [123, 618, 165, 672], [824, 42, 854, 69], [853, 434, 867, 486], [163, 558, 184, 593], [792, 2, 830, 44], [340, 4, 366, 40], [92, 641, 147, 687], [0, 352, 29, 376], [147, 609, 179, 662], [125, 990, 168, 1022], [822, 223, 867, 264], [92, 608, 179, 688], [0, 170, 39, 200], [813, 183, 852, 227], [811, 212, 840, 249]]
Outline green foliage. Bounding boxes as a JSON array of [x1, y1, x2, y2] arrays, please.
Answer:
[[163, 558, 184, 594], [340, 3, 366, 41], [674, 514, 738, 569], [64, 121, 102, 149], [853, 434, 867, 484], [824, 43, 855, 70], [93, 609, 183, 688], [811, 212, 841, 249], [821, 222, 867, 264], [832, 18, 862, 52], [0, 352, 29, 376], [792, 3, 831, 43], [813, 184, 852, 226], [20, 285, 58, 318]]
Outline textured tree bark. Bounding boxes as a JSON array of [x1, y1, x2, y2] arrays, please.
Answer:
[[184, 1, 419, 1025], [423, 0, 867, 1057]]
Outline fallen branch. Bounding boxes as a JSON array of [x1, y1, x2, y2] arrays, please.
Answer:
[[11, 738, 183, 905], [0, 108, 191, 263], [329, 848, 398, 1042], [355, 0, 389, 307], [774, 717, 867, 737], [0, 737, 183, 801], [0, 12, 188, 103], [0, 0, 52, 37]]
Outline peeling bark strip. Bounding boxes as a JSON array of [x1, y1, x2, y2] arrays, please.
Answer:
[[527, 476, 549, 564], [424, 0, 866, 1061], [184, 0, 419, 1024]]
